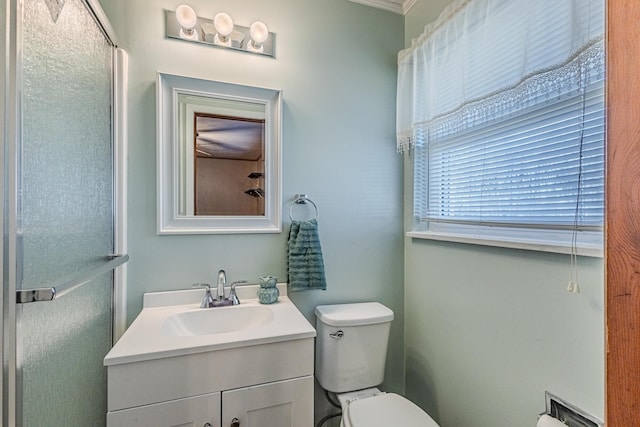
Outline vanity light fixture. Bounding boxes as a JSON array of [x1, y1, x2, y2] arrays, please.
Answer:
[[213, 12, 233, 46], [165, 7, 275, 57], [175, 4, 199, 41]]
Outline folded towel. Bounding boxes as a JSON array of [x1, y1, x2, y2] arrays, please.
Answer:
[[287, 219, 327, 291]]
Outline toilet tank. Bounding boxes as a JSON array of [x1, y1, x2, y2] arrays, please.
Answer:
[[314, 302, 394, 393]]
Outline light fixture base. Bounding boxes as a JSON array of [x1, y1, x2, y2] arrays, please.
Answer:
[[213, 33, 232, 47], [247, 41, 264, 54], [179, 28, 199, 41], [165, 10, 275, 58]]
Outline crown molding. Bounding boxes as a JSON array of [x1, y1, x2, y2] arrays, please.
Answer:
[[348, 0, 417, 15]]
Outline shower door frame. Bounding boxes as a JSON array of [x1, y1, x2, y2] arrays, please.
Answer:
[[0, 0, 127, 425]]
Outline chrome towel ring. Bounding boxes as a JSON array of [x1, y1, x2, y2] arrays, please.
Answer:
[[288, 194, 319, 221]]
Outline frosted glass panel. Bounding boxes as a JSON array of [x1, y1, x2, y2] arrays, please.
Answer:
[[19, 0, 114, 426], [21, 275, 112, 426], [21, 0, 113, 285]]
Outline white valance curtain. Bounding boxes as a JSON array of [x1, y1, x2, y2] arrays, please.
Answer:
[[396, 0, 605, 153]]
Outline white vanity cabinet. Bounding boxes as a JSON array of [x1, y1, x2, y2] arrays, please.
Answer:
[[106, 392, 221, 427], [106, 375, 313, 427], [105, 339, 314, 427], [104, 289, 316, 427]]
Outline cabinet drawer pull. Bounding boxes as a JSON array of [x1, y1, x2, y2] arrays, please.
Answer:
[[204, 424, 212, 427], [231, 418, 240, 427]]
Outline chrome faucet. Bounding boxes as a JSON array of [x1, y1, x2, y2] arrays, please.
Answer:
[[194, 271, 246, 308], [216, 269, 226, 301]]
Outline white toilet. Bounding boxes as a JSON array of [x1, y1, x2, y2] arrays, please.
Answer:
[[315, 302, 440, 427]]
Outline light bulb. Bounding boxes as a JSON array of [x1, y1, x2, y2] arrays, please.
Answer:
[[213, 12, 234, 46], [248, 21, 269, 53], [175, 5, 199, 41]]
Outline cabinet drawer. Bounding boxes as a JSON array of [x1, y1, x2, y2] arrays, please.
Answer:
[[108, 338, 314, 411], [107, 392, 220, 427]]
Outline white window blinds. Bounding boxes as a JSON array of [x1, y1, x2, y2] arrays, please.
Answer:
[[397, 0, 604, 253]]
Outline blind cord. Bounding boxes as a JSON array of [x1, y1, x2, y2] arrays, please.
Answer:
[[567, 65, 588, 294]]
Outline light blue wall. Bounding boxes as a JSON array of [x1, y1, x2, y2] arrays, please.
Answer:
[[99, 0, 405, 421], [98, 1, 604, 425], [403, 2, 605, 426]]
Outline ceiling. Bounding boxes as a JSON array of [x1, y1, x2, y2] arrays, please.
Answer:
[[347, 0, 417, 15], [195, 115, 264, 161]]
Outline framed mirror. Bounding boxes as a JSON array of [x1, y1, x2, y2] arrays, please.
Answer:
[[157, 72, 282, 234]]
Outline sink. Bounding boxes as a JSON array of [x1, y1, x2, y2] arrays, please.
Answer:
[[163, 305, 275, 336], [103, 283, 316, 366], [104, 283, 317, 416]]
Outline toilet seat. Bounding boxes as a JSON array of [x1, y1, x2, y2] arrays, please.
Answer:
[[342, 393, 439, 427]]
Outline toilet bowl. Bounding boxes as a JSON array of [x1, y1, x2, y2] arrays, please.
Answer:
[[314, 302, 440, 427], [337, 388, 439, 427]]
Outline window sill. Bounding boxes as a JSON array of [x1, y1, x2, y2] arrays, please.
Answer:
[[406, 228, 603, 258]]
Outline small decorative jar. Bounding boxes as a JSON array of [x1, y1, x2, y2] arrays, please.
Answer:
[[257, 275, 279, 304]]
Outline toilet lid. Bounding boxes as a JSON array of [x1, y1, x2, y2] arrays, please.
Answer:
[[346, 393, 439, 427]]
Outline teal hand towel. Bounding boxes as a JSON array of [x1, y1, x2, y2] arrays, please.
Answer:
[[287, 219, 327, 291]]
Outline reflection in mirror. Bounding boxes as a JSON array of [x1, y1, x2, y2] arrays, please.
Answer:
[[194, 114, 265, 216], [157, 72, 282, 234]]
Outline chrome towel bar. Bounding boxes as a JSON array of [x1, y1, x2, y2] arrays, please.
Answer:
[[16, 254, 129, 304]]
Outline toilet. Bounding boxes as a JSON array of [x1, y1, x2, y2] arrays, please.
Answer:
[[315, 302, 440, 427]]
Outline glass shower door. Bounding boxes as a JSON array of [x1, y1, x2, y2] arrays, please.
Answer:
[[12, 0, 120, 425]]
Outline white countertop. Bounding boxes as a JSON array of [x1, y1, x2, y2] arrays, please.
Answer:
[[104, 284, 316, 366]]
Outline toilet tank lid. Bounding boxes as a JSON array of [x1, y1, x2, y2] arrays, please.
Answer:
[[314, 302, 394, 326]]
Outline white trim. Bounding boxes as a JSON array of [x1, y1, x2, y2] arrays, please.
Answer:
[[402, 0, 417, 14], [347, 0, 415, 15], [156, 72, 283, 235], [407, 227, 603, 258], [113, 48, 128, 342]]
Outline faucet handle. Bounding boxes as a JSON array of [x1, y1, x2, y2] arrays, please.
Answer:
[[193, 283, 214, 308], [228, 280, 248, 305]]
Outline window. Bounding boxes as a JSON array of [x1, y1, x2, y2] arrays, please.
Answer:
[[397, 0, 605, 256]]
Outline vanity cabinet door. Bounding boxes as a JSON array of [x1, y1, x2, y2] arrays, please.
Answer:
[[107, 392, 221, 427], [221, 375, 313, 427]]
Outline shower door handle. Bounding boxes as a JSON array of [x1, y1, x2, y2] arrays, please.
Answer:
[[16, 254, 129, 303]]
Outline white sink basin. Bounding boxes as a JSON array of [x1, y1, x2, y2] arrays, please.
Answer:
[[104, 283, 316, 366], [163, 305, 275, 336]]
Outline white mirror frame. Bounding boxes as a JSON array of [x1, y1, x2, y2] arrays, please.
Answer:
[[156, 72, 282, 234]]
